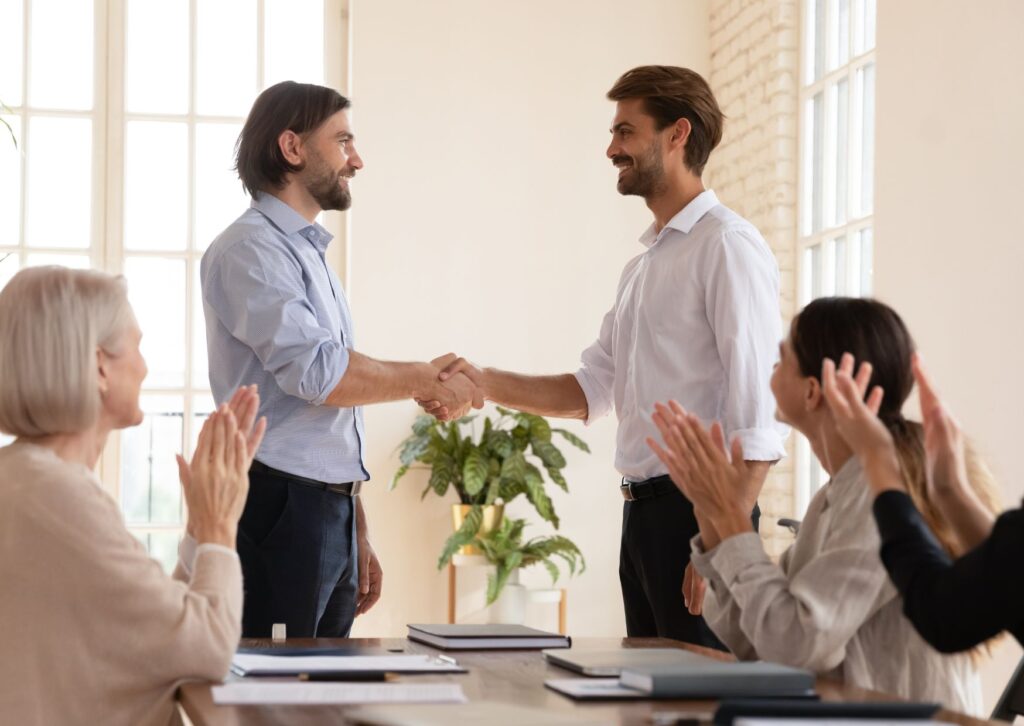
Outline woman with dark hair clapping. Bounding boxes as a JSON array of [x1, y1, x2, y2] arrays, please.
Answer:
[[647, 297, 998, 714]]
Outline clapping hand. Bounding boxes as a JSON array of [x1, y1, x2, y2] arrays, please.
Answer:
[[820, 353, 904, 494], [913, 354, 969, 500], [646, 401, 757, 540]]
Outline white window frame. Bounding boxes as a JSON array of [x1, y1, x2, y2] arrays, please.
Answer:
[[795, 0, 875, 515], [3, 0, 350, 563]]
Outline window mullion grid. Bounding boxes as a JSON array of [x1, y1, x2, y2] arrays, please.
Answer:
[[17, 0, 30, 268], [97, 0, 124, 496]]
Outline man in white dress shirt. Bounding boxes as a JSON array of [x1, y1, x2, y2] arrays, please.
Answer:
[[424, 66, 787, 648]]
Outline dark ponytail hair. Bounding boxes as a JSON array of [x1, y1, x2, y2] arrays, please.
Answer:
[[791, 297, 994, 559]]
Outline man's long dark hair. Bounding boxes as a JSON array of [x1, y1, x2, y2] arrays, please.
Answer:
[[235, 81, 350, 198]]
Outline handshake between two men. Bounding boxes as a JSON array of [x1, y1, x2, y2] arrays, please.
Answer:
[[417, 354, 485, 421]]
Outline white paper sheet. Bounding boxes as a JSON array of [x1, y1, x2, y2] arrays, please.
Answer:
[[544, 678, 645, 699], [211, 682, 468, 705], [230, 653, 463, 675], [737, 716, 950, 720]]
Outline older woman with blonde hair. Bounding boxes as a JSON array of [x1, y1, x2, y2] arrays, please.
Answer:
[[0, 266, 265, 726]]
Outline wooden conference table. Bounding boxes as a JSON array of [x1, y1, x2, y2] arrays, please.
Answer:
[[178, 637, 1000, 726]]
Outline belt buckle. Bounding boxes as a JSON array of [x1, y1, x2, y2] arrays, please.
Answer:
[[620, 481, 637, 501]]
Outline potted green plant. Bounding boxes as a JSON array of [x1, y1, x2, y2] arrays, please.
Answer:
[[474, 517, 585, 621], [1, 100, 16, 147], [391, 406, 589, 568]]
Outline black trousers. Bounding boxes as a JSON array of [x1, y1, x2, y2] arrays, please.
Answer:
[[237, 463, 359, 638], [619, 481, 759, 650]]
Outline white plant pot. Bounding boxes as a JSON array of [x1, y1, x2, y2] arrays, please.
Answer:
[[488, 569, 527, 625]]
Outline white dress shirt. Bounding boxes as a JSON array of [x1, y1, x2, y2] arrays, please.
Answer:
[[575, 189, 788, 481]]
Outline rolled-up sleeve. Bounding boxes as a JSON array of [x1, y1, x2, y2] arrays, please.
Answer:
[[575, 304, 616, 425], [204, 235, 348, 406], [705, 228, 788, 461]]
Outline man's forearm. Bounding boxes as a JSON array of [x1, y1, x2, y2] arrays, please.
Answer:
[[479, 369, 588, 420], [325, 350, 436, 408]]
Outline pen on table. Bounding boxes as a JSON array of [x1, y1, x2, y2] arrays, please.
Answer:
[[297, 671, 394, 682]]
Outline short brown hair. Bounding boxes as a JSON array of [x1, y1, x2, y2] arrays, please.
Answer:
[[607, 66, 724, 176], [235, 81, 351, 197]]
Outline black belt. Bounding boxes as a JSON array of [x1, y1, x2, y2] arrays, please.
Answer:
[[620, 474, 677, 501], [250, 460, 362, 496]]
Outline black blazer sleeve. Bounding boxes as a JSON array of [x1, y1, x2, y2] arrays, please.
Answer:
[[872, 490, 1024, 653]]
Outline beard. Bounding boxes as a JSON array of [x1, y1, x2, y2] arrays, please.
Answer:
[[304, 152, 353, 211], [614, 140, 667, 199]]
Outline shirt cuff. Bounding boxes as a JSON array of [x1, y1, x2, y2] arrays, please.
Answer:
[[573, 368, 612, 425], [707, 531, 771, 587], [730, 426, 788, 461], [312, 345, 350, 406], [178, 534, 239, 579]]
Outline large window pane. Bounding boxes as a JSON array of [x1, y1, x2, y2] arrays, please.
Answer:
[[125, 257, 186, 388], [853, 0, 876, 55], [121, 395, 185, 525], [195, 122, 246, 250], [805, 0, 826, 84], [197, 0, 257, 116], [25, 253, 89, 268], [29, 0, 94, 110], [265, 0, 325, 86], [0, 251, 19, 292], [0, 0, 23, 106], [828, 79, 849, 227], [25, 116, 91, 248], [192, 262, 208, 388], [132, 530, 181, 574], [125, 0, 189, 114], [191, 393, 216, 454], [124, 121, 188, 250], [855, 63, 875, 217], [832, 235, 847, 295], [0, 115, 20, 246], [859, 227, 873, 295], [826, 0, 850, 72], [803, 93, 824, 235]]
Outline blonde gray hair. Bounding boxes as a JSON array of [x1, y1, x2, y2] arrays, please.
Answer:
[[0, 266, 135, 436]]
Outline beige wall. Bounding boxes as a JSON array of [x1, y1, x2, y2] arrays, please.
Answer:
[[874, 0, 1024, 709], [345, 0, 710, 638]]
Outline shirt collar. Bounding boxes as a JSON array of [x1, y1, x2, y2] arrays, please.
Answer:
[[252, 193, 334, 252], [824, 455, 863, 506], [638, 189, 721, 248]]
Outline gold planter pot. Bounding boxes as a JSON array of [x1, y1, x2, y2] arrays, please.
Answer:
[[451, 503, 504, 555]]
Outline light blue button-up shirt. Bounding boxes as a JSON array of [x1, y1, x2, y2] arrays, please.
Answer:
[[201, 193, 368, 483]]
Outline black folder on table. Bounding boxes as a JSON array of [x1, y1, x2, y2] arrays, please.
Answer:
[[712, 698, 941, 725], [407, 623, 571, 650]]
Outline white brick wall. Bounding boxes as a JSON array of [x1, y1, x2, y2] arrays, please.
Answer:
[[706, 0, 800, 557]]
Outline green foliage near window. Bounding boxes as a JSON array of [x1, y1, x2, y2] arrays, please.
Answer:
[[0, 100, 17, 148], [391, 407, 589, 569], [474, 517, 585, 605]]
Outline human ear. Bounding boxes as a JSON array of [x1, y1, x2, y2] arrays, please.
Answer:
[[277, 129, 304, 166], [669, 118, 692, 152], [805, 376, 824, 413]]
